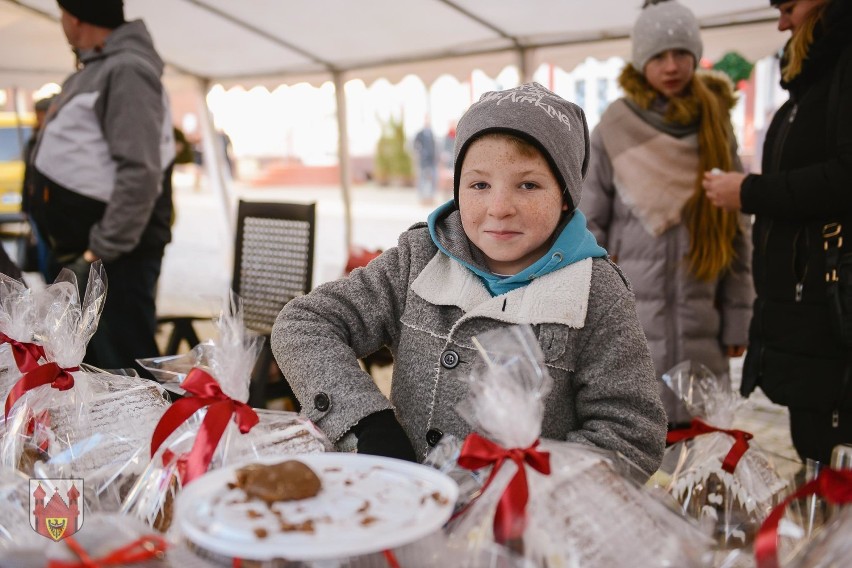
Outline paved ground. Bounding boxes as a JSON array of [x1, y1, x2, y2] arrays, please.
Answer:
[[157, 173, 800, 476]]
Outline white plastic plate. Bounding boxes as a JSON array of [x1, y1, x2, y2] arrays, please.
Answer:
[[175, 452, 458, 561]]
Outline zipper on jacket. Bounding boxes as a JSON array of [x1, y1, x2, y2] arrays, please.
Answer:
[[791, 227, 809, 302], [752, 99, 796, 382], [835, 358, 852, 429], [769, 102, 798, 175]]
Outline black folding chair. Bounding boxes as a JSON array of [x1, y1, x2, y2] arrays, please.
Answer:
[[158, 200, 316, 409]]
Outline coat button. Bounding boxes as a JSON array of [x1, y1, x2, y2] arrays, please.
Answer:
[[440, 350, 459, 369], [426, 428, 443, 447], [313, 392, 330, 412]]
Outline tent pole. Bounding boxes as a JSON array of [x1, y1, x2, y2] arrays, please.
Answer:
[[196, 77, 234, 240], [333, 71, 353, 254], [517, 47, 534, 83]]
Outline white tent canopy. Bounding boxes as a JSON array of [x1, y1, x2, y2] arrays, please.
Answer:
[[2, 0, 784, 247], [4, 0, 780, 88]]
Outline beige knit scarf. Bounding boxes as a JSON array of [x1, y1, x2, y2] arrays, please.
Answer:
[[602, 65, 740, 281]]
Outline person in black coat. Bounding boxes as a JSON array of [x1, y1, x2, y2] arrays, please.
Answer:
[[703, 0, 852, 464]]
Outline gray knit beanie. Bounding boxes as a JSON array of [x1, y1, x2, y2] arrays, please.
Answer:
[[453, 82, 590, 212], [631, 0, 703, 71]]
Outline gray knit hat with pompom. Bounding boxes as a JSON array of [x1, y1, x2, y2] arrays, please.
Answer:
[[631, 0, 703, 71]]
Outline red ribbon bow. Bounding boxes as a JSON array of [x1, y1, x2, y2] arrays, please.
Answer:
[[666, 417, 754, 473], [456, 432, 551, 543], [4, 362, 77, 419], [754, 467, 852, 568], [47, 534, 168, 567], [25, 409, 52, 452], [0, 332, 45, 373], [151, 367, 259, 484]]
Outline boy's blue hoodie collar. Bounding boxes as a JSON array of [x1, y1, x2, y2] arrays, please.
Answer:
[[427, 201, 607, 296]]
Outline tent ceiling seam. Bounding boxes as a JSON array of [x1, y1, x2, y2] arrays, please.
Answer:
[[436, 0, 524, 51], [181, 0, 337, 73]]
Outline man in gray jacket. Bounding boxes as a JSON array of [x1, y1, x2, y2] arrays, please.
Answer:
[[30, 0, 175, 374]]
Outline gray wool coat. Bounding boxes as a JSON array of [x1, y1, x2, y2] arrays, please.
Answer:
[[272, 224, 667, 476]]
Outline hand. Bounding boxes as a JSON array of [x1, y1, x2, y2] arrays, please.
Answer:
[[725, 345, 746, 358], [702, 171, 745, 211], [65, 254, 92, 298], [351, 409, 417, 462]]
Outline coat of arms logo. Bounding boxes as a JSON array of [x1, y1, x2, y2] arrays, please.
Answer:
[[29, 478, 84, 541]]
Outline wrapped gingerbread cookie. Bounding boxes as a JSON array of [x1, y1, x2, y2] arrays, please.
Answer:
[[430, 325, 713, 567], [123, 292, 332, 532], [0, 263, 170, 511], [658, 361, 791, 561]]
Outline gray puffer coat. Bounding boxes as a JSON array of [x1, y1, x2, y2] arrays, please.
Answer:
[[272, 224, 667, 476], [582, 100, 754, 391]]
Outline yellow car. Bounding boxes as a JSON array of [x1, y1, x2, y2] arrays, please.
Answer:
[[0, 112, 35, 215]]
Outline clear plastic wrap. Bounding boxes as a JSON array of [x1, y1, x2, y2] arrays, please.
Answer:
[[0, 263, 170, 512], [431, 325, 714, 567], [786, 506, 852, 568], [123, 292, 332, 532], [754, 467, 852, 568], [0, 273, 45, 398], [0, 464, 38, 548], [0, 512, 170, 568], [656, 361, 792, 557]]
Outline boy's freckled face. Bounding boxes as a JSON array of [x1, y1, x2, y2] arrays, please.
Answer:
[[458, 136, 567, 275]]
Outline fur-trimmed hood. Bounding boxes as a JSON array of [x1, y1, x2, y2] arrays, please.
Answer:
[[618, 63, 737, 126]]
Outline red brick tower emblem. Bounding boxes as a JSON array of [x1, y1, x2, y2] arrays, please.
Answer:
[[29, 479, 83, 541]]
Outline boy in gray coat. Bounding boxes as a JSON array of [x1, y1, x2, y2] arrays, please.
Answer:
[[272, 83, 667, 476]]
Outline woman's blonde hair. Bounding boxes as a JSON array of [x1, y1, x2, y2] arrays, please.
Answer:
[[682, 76, 740, 282], [782, 1, 828, 82]]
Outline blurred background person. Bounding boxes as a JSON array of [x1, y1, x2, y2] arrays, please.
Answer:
[[440, 120, 457, 198], [582, 0, 754, 428], [413, 116, 438, 206], [21, 94, 56, 279], [703, 0, 852, 464]]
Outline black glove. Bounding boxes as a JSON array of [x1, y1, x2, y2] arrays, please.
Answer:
[[351, 409, 417, 462], [64, 254, 92, 299]]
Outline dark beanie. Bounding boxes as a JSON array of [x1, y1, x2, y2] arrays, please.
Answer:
[[57, 0, 124, 29]]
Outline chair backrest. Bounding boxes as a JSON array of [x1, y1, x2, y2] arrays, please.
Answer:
[[232, 200, 316, 335]]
